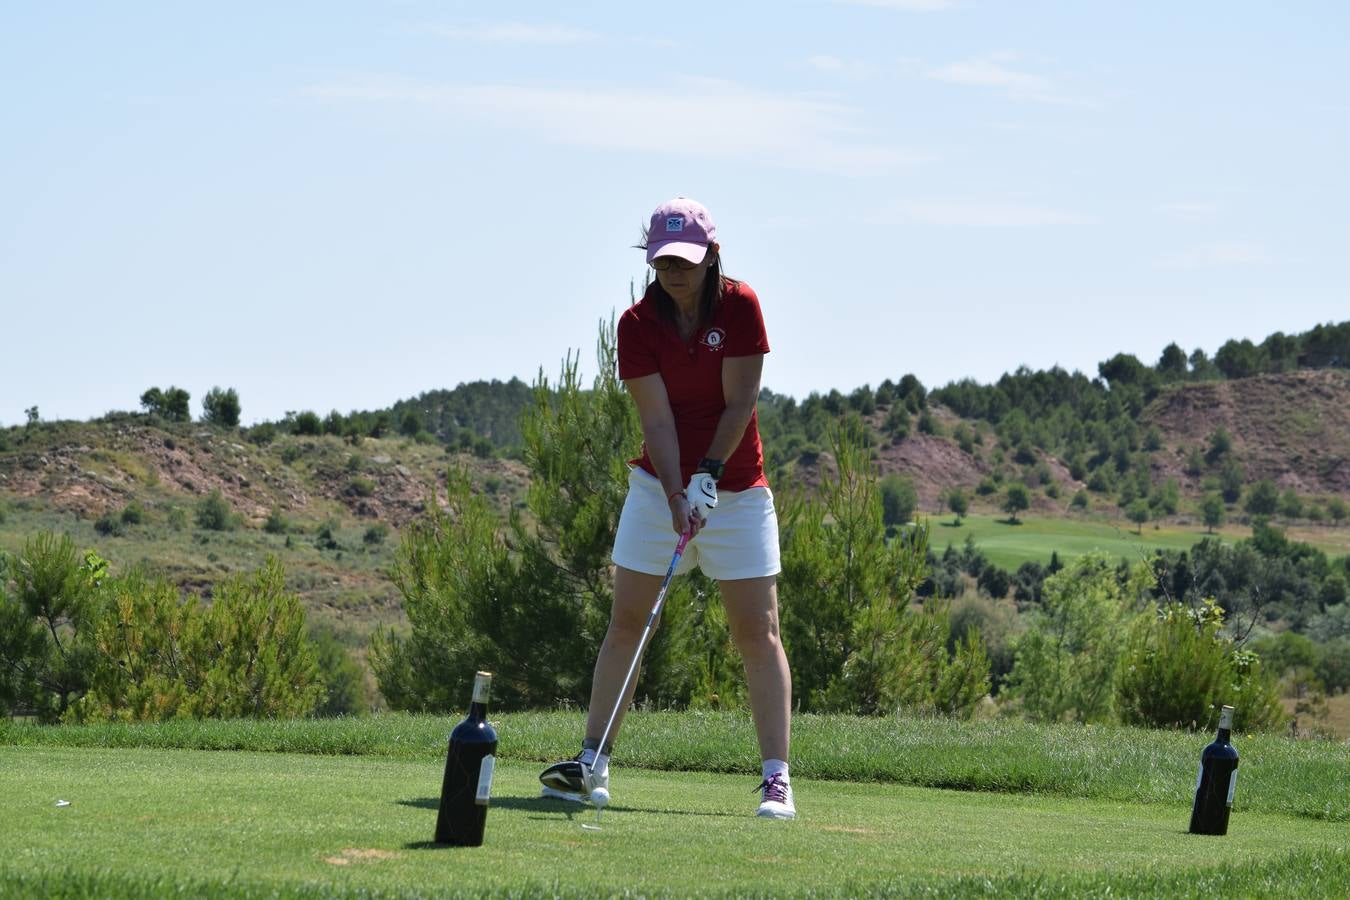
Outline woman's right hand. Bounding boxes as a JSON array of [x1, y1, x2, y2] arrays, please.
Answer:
[[668, 493, 702, 538]]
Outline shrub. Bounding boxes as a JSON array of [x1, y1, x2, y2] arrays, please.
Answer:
[[167, 507, 188, 531], [293, 411, 322, 436], [879, 474, 918, 527], [72, 558, 324, 721], [946, 488, 969, 524], [1087, 467, 1113, 493], [315, 521, 341, 551], [120, 503, 145, 525], [884, 405, 911, 440], [195, 490, 237, 531], [0, 535, 107, 721], [1328, 497, 1348, 524], [1201, 493, 1226, 533], [264, 508, 289, 535], [1316, 638, 1350, 694], [779, 422, 989, 717], [975, 476, 998, 496], [977, 565, 1010, 599], [1071, 490, 1089, 511], [349, 476, 376, 498], [917, 410, 941, 436], [363, 523, 389, 545], [248, 422, 278, 446], [308, 624, 368, 717], [1117, 600, 1285, 732], [201, 387, 241, 428], [1244, 479, 1278, 516], [372, 320, 649, 711], [1004, 554, 1150, 723], [1002, 482, 1030, 523], [93, 512, 124, 537]]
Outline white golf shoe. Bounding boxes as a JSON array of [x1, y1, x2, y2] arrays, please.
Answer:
[[755, 772, 796, 820]]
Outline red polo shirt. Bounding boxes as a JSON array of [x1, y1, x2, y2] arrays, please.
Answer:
[[617, 279, 771, 492]]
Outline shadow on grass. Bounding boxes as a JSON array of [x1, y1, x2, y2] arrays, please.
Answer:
[[998, 518, 1024, 526], [398, 795, 743, 824]]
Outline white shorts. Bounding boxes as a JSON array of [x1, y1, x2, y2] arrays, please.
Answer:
[[612, 468, 781, 581]]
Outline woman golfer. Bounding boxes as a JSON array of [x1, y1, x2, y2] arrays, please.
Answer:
[[540, 197, 794, 819]]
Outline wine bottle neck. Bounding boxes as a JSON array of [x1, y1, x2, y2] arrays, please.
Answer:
[[468, 701, 488, 722], [1215, 727, 1230, 745]]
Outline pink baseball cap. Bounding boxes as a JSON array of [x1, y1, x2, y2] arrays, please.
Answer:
[[645, 197, 716, 265]]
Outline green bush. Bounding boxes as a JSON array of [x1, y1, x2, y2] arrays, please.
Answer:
[[202, 387, 241, 428], [71, 558, 324, 721], [194, 490, 236, 531], [779, 422, 989, 716], [293, 411, 322, 436], [263, 508, 289, 535], [93, 512, 124, 537], [308, 623, 368, 717], [1316, 638, 1350, 693], [248, 422, 278, 446], [363, 523, 389, 546], [120, 503, 145, 525], [349, 476, 376, 498], [917, 410, 942, 436], [1244, 479, 1279, 516], [879, 474, 918, 527], [372, 320, 646, 711], [167, 507, 188, 531], [315, 521, 341, 551], [0, 535, 107, 721], [1004, 555, 1149, 723], [1116, 600, 1285, 732]]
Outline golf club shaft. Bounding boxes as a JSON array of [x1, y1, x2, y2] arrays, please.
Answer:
[[594, 531, 691, 766]]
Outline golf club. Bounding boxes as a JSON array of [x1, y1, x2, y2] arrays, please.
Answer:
[[588, 530, 692, 794]]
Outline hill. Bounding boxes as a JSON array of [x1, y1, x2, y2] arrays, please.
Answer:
[[1143, 369, 1350, 495]]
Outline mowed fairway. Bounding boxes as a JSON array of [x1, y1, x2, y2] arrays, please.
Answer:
[[930, 514, 1247, 569], [3, 746, 1346, 898]]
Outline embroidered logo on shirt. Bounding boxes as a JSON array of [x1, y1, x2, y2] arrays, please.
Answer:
[[665, 216, 685, 233], [701, 327, 726, 350]]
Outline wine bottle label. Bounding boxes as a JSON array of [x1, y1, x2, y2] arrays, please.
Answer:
[[1226, 769, 1238, 807], [475, 755, 495, 806], [472, 673, 492, 705]]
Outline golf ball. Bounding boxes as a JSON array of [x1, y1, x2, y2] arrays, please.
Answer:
[[591, 787, 610, 808]]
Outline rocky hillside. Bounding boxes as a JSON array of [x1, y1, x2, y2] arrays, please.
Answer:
[[1142, 369, 1350, 495]]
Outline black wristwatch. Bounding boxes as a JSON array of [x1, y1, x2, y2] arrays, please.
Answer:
[[696, 457, 725, 482]]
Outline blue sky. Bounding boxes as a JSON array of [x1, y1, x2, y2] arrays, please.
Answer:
[[2, 1, 1346, 426]]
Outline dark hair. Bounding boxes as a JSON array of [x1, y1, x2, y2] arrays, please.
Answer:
[[636, 226, 731, 331]]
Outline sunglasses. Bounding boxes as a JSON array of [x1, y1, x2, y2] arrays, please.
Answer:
[[649, 255, 704, 271]]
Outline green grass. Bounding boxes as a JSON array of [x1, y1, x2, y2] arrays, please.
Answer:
[[2, 746, 1345, 898], [4, 712, 1346, 822], [929, 513, 1247, 569]]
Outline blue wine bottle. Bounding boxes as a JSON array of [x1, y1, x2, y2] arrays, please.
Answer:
[[1188, 704, 1238, 835], [434, 671, 498, 846]]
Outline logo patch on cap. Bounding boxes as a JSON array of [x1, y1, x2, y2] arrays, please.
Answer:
[[665, 216, 685, 233]]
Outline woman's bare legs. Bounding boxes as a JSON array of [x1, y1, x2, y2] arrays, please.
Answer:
[[720, 576, 791, 762], [584, 565, 665, 747]]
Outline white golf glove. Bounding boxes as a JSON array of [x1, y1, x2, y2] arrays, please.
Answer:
[[685, 472, 719, 525]]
